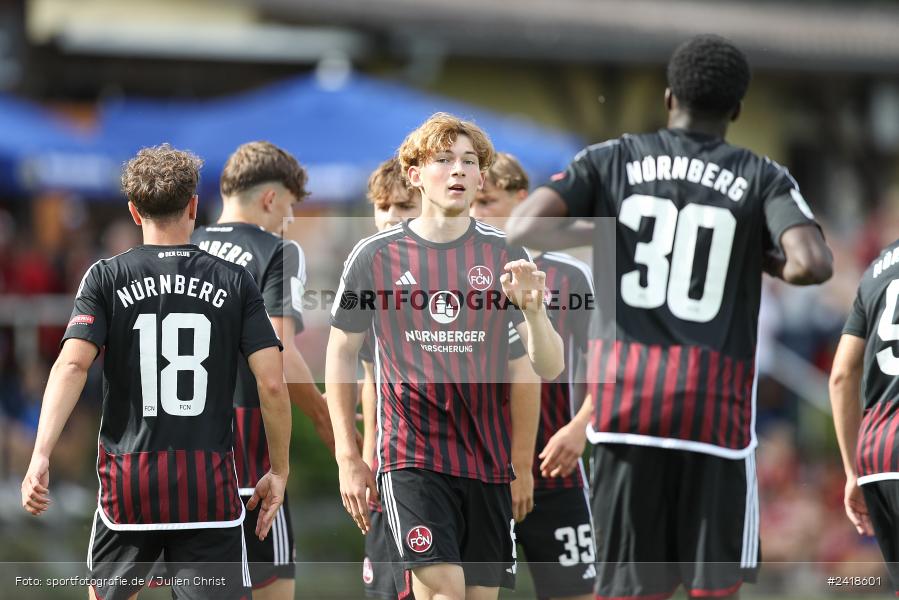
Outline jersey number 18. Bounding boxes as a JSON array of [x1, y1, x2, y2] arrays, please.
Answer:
[[134, 313, 210, 417]]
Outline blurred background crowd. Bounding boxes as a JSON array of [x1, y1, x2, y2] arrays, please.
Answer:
[[3, 0, 899, 597]]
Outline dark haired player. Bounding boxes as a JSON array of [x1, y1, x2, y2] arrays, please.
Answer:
[[831, 243, 899, 594], [21, 144, 290, 600], [507, 35, 833, 598], [191, 141, 336, 599]]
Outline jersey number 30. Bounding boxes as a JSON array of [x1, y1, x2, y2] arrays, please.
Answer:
[[620, 194, 736, 323], [134, 313, 210, 417]]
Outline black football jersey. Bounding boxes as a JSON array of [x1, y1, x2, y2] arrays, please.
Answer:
[[192, 222, 305, 490], [844, 240, 899, 482], [545, 128, 819, 457], [62, 244, 281, 529]]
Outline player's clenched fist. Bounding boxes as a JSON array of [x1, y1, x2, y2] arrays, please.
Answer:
[[21, 455, 51, 516], [501, 259, 546, 314]]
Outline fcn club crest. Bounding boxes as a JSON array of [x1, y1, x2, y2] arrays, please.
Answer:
[[468, 265, 493, 291], [406, 525, 433, 553]]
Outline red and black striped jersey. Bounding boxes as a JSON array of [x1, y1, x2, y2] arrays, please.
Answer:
[[844, 239, 899, 483], [545, 128, 819, 458], [192, 223, 306, 491], [532, 252, 593, 490], [331, 218, 529, 484], [62, 244, 281, 530]]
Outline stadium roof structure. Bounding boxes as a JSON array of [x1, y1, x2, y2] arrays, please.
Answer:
[[258, 0, 899, 74]]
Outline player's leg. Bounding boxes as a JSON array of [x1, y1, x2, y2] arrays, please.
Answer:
[[591, 444, 680, 599], [411, 564, 466, 600], [87, 510, 163, 600], [515, 487, 595, 600], [379, 469, 466, 600], [240, 491, 296, 599], [363, 508, 402, 598], [860, 480, 899, 593], [163, 524, 249, 600], [459, 478, 516, 599], [676, 450, 757, 600]]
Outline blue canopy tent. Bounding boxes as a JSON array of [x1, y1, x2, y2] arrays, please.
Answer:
[[97, 74, 583, 203], [0, 95, 119, 196]]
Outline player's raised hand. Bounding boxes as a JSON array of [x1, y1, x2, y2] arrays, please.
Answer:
[[248, 470, 287, 541], [501, 260, 546, 314], [337, 455, 378, 534], [538, 419, 587, 478], [844, 476, 873, 536], [21, 455, 51, 516]]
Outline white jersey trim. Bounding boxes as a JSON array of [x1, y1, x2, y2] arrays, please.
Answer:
[[586, 427, 757, 460], [858, 472, 899, 485], [94, 499, 245, 531]]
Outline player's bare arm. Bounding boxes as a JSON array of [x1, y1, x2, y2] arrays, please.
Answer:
[[502, 259, 564, 379], [21, 338, 98, 516], [326, 326, 378, 533], [766, 224, 833, 284], [539, 392, 593, 479], [829, 334, 872, 536], [505, 187, 594, 250], [247, 346, 292, 540], [509, 354, 540, 522], [270, 315, 337, 454], [360, 360, 377, 469]]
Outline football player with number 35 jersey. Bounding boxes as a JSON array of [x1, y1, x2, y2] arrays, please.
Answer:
[[21, 145, 291, 600], [507, 35, 832, 599]]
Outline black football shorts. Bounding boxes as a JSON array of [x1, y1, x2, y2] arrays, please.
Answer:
[[378, 468, 516, 591], [515, 486, 596, 599], [87, 510, 250, 600], [591, 443, 759, 599]]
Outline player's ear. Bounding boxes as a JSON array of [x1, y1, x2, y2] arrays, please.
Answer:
[[261, 188, 276, 212], [515, 189, 528, 202], [187, 195, 198, 221], [664, 88, 674, 111], [127, 201, 143, 226], [407, 166, 422, 188], [731, 101, 742, 123], [477, 171, 485, 191]]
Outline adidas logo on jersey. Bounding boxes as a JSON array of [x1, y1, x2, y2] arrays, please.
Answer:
[[582, 564, 596, 579], [395, 271, 417, 285]]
